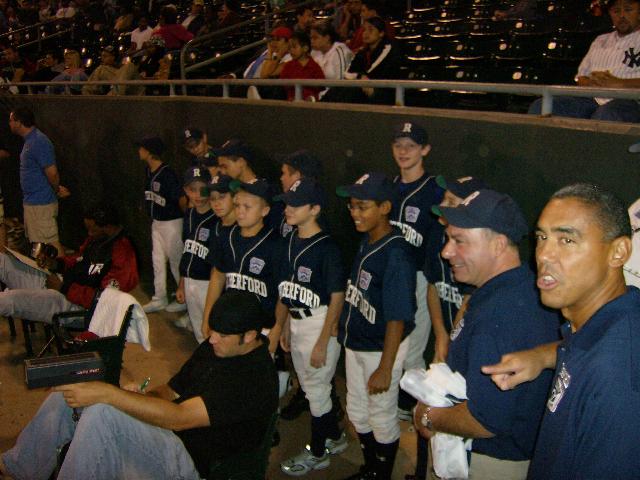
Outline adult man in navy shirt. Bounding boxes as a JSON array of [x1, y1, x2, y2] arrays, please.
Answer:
[[414, 189, 559, 479], [9, 107, 69, 256], [483, 183, 639, 479]]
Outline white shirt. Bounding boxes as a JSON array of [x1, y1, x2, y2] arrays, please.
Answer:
[[624, 197, 640, 288], [311, 41, 354, 80], [131, 26, 153, 50]]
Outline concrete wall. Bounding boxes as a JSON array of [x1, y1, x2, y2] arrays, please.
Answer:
[[1, 95, 639, 281]]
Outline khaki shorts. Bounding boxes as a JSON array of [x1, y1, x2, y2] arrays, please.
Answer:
[[24, 202, 59, 244]]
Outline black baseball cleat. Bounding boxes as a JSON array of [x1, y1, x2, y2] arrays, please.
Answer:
[[280, 387, 309, 421]]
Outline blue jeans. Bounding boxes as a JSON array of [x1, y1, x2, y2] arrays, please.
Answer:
[[528, 96, 640, 122], [2, 392, 201, 480]]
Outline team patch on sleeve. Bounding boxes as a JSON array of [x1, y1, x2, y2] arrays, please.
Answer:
[[358, 270, 372, 290], [198, 228, 210, 242], [249, 257, 266, 274], [297, 266, 312, 282], [404, 206, 420, 223]]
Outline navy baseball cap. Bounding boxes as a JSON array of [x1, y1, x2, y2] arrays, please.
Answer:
[[392, 121, 428, 145], [183, 165, 212, 186], [273, 178, 325, 207], [136, 136, 165, 157], [215, 138, 254, 163], [280, 150, 322, 179], [434, 189, 528, 243], [209, 174, 233, 193], [209, 290, 264, 334], [182, 127, 204, 147], [336, 172, 395, 202], [436, 175, 487, 199], [230, 178, 272, 203]]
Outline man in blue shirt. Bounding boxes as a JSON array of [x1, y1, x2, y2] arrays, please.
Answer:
[[414, 189, 559, 479], [483, 183, 639, 479], [9, 107, 69, 256]]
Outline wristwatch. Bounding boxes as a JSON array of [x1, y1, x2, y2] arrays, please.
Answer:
[[420, 406, 434, 431]]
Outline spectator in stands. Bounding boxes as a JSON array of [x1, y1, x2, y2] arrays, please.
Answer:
[[280, 30, 325, 101], [113, 4, 134, 32], [323, 16, 401, 104], [528, 0, 640, 122], [55, 0, 75, 18], [181, 0, 205, 35], [242, 25, 291, 99], [129, 15, 153, 53], [337, 0, 362, 41], [214, 0, 242, 30], [38, 0, 53, 22], [0, 45, 26, 90], [154, 5, 194, 50], [46, 49, 88, 94], [347, 0, 394, 52], [31, 50, 64, 91], [310, 20, 353, 92], [113, 35, 170, 95], [5, 6, 22, 29], [293, 5, 313, 33], [493, 0, 536, 20], [82, 45, 118, 95]]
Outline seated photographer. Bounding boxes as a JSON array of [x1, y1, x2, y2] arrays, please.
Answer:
[[0, 205, 138, 325], [0, 291, 279, 480]]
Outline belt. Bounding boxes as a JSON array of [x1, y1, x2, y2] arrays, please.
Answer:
[[289, 308, 312, 320]]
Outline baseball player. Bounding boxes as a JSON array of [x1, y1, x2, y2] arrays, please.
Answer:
[[208, 174, 236, 228], [336, 172, 417, 480], [273, 179, 348, 476], [389, 121, 444, 421], [174, 165, 215, 342], [138, 136, 187, 314], [182, 126, 219, 175]]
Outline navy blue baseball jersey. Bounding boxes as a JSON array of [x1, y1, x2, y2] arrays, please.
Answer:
[[391, 173, 444, 270], [447, 265, 559, 461], [144, 164, 183, 221], [529, 287, 640, 479], [278, 230, 344, 309], [213, 224, 281, 317], [339, 229, 417, 352], [179, 207, 217, 280]]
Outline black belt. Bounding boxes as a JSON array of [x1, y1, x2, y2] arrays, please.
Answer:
[[290, 308, 312, 320]]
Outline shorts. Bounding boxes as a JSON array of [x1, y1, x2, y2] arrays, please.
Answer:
[[23, 202, 59, 244]]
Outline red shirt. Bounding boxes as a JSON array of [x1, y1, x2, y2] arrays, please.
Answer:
[[279, 57, 325, 101], [155, 24, 194, 50]]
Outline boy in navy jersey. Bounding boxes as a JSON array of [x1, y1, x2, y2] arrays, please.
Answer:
[[182, 126, 219, 175], [174, 165, 216, 342], [336, 172, 417, 480], [208, 174, 236, 230], [274, 179, 348, 476], [138, 136, 186, 314], [389, 121, 444, 421]]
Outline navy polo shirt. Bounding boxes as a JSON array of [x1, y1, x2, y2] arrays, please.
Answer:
[[339, 229, 417, 352], [447, 265, 560, 461], [528, 287, 640, 479], [179, 208, 217, 280]]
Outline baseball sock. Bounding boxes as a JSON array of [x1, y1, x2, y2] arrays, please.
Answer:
[[375, 439, 399, 480], [357, 431, 377, 471]]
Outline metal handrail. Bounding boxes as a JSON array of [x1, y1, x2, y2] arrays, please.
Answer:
[[4, 78, 639, 116], [0, 17, 76, 52]]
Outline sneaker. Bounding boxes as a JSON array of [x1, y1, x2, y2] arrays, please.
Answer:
[[173, 315, 190, 329], [281, 445, 330, 476], [281, 387, 309, 420], [143, 297, 168, 313], [325, 432, 349, 455], [397, 406, 413, 422], [165, 300, 187, 313]]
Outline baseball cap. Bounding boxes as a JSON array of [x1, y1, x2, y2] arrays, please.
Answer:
[[273, 178, 325, 207], [436, 175, 487, 199], [230, 178, 273, 203], [183, 165, 212, 186], [270, 26, 293, 39], [193, 0, 204, 5], [336, 172, 395, 202], [215, 138, 254, 163], [209, 290, 264, 334], [182, 127, 204, 147], [209, 174, 233, 193], [392, 121, 428, 145], [434, 189, 529, 243], [280, 150, 322, 179], [136, 136, 165, 157]]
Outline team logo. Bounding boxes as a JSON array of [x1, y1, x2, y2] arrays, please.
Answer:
[[152, 181, 161, 192], [624, 47, 640, 68], [547, 362, 571, 413], [461, 191, 480, 206], [358, 270, 372, 290], [211, 175, 220, 184], [405, 206, 420, 223], [282, 223, 293, 237], [355, 174, 370, 185], [249, 257, 266, 274], [450, 317, 465, 341], [192, 168, 201, 178], [290, 180, 301, 191], [88, 263, 104, 275], [184, 129, 192, 138], [402, 122, 413, 133], [456, 176, 473, 183], [198, 228, 210, 241], [297, 266, 312, 282]]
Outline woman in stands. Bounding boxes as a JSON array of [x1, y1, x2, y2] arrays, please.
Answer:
[[310, 20, 354, 82], [46, 49, 88, 94]]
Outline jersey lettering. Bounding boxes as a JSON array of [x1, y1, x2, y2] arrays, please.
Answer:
[[278, 281, 321, 308], [435, 281, 463, 308], [226, 272, 268, 297], [88, 263, 104, 275], [144, 190, 166, 207], [183, 239, 209, 260], [390, 220, 423, 247], [345, 280, 376, 324]]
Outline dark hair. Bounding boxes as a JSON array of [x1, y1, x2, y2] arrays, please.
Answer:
[[606, 0, 640, 9], [550, 183, 631, 240], [160, 5, 177, 24], [295, 5, 312, 17], [310, 19, 338, 43], [365, 16, 386, 33], [291, 30, 311, 50], [84, 204, 121, 226], [362, 0, 384, 13], [11, 107, 35, 127]]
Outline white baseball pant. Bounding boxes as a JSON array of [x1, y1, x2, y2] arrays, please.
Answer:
[[151, 218, 183, 301], [404, 271, 430, 371], [184, 277, 208, 343]]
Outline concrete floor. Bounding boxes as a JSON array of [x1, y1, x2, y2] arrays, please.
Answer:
[[0, 286, 420, 479]]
